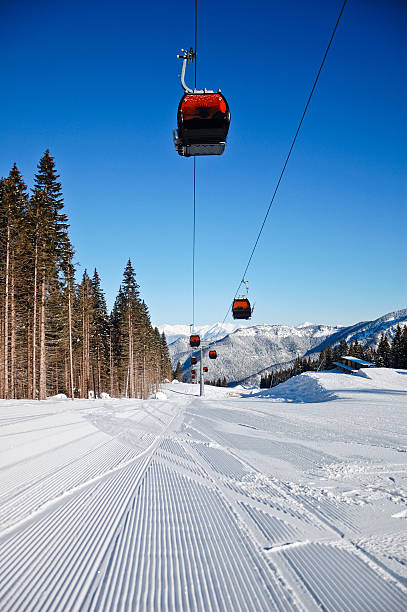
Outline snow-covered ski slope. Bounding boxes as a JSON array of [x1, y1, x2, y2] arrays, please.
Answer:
[[0, 368, 406, 611]]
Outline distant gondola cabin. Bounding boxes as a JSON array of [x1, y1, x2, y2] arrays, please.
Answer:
[[209, 350, 217, 360], [190, 335, 200, 347], [232, 298, 252, 320]]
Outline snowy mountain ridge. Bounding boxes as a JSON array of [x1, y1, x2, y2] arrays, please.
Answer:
[[158, 322, 248, 345], [165, 308, 407, 384]]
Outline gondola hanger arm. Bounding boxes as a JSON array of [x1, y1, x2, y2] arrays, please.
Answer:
[[177, 48, 217, 94]]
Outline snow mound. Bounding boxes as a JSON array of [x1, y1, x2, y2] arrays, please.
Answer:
[[357, 367, 407, 391], [248, 368, 407, 404], [150, 391, 167, 400], [46, 393, 68, 401], [248, 373, 338, 403]]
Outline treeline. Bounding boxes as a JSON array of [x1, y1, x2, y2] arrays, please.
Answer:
[[0, 151, 172, 399], [260, 326, 407, 389], [205, 377, 227, 387]]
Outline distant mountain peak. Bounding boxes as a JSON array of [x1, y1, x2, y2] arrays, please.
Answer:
[[157, 322, 247, 345]]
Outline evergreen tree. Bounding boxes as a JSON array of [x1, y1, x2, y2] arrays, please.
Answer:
[[324, 344, 333, 369], [400, 326, 407, 369], [121, 259, 140, 397], [0, 166, 29, 398], [332, 344, 341, 363], [28, 150, 69, 399], [110, 287, 126, 396], [352, 339, 364, 359], [160, 332, 173, 381], [174, 361, 183, 381], [339, 339, 348, 357], [376, 333, 391, 367], [390, 324, 403, 368], [90, 269, 110, 396], [77, 270, 93, 398]]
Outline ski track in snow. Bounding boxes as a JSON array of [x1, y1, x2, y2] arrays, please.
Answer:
[[0, 370, 407, 610]]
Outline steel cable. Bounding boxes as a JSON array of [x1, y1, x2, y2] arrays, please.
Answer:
[[217, 0, 348, 330]]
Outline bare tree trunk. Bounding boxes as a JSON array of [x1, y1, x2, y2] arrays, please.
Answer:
[[0, 303, 4, 399], [27, 320, 31, 399], [92, 361, 97, 399], [4, 224, 10, 399], [109, 331, 114, 397], [97, 346, 101, 398], [38, 273, 46, 400], [68, 282, 74, 399], [55, 356, 59, 395], [10, 257, 16, 399], [128, 311, 135, 398], [64, 352, 69, 395], [32, 243, 38, 399], [143, 350, 146, 399], [82, 293, 90, 399]]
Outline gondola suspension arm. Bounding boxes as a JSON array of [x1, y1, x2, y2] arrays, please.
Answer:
[[177, 48, 216, 94]]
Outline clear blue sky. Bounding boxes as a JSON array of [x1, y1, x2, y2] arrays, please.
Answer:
[[1, 0, 406, 327]]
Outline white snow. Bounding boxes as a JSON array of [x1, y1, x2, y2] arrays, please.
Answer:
[[150, 390, 168, 400], [0, 368, 406, 610]]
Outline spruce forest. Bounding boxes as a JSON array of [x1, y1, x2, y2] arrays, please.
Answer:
[[0, 151, 172, 400]]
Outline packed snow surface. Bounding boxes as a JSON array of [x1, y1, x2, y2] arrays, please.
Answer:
[[0, 368, 407, 611]]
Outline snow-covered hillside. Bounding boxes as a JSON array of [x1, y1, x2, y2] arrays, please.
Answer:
[[167, 308, 407, 384], [1, 369, 406, 610], [305, 307, 407, 356], [173, 323, 342, 384]]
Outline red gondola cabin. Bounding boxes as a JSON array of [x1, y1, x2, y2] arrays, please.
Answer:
[[232, 298, 252, 320], [174, 93, 230, 157], [190, 335, 200, 348], [191, 369, 196, 375], [191, 357, 197, 365], [209, 350, 217, 360], [203, 366, 208, 372]]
